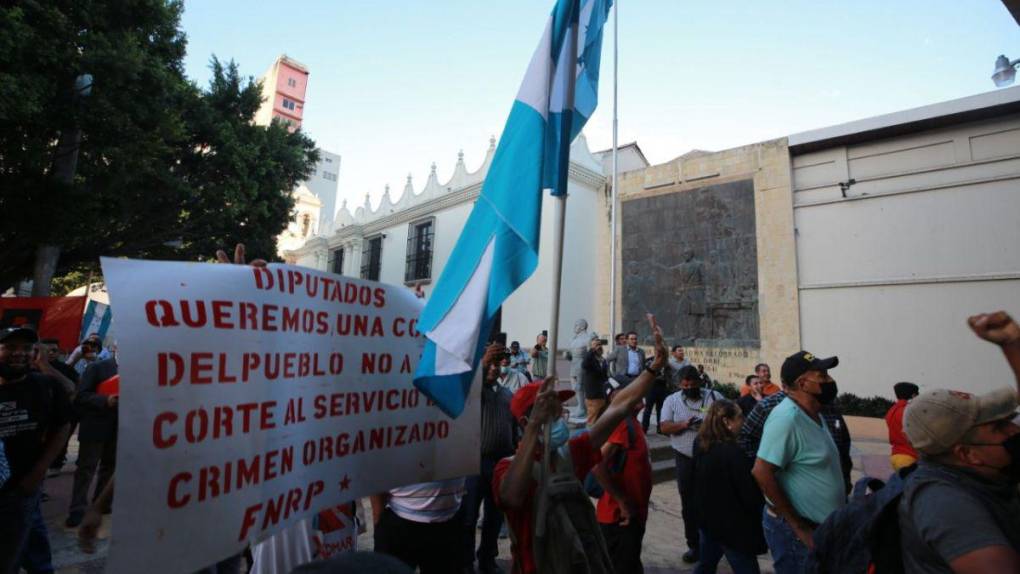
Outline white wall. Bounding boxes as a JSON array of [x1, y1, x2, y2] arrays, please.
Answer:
[[792, 113, 1020, 397], [502, 182, 602, 351]]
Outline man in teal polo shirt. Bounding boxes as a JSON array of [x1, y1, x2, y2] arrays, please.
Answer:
[[752, 351, 845, 574]]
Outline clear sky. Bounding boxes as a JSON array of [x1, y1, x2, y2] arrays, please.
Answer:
[[181, 0, 1020, 211]]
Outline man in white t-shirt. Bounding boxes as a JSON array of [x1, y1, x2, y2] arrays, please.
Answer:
[[659, 365, 722, 563]]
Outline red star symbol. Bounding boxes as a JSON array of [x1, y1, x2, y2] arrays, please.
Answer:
[[339, 474, 351, 491]]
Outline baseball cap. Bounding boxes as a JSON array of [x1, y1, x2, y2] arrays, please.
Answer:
[[510, 381, 575, 420], [780, 351, 838, 386], [0, 327, 39, 344], [904, 387, 1019, 456]]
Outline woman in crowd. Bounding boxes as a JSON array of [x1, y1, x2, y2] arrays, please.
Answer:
[[692, 400, 767, 574]]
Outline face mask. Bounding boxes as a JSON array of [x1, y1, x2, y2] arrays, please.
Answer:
[[813, 382, 838, 405], [972, 433, 1020, 481], [682, 387, 702, 400], [548, 419, 569, 450], [500, 366, 510, 376]]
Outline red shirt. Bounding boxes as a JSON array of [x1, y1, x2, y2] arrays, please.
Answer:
[[596, 417, 652, 524], [493, 432, 602, 574], [885, 399, 918, 458]]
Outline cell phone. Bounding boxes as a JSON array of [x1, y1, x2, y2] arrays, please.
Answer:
[[493, 332, 507, 346], [542, 330, 548, 337], [598, 338, 609, 345]]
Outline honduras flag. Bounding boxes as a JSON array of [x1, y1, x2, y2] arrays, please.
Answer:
[[413, 0, 613, 417]]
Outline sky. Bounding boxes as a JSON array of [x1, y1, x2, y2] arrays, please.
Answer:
[[181, 0, 1020, 212]]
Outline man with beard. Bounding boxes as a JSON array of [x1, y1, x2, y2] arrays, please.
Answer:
[[659, 365, 723, 563], [751, 351, 844, 574], [0, 328, 71, 573], [899, 311, 1020, 573]]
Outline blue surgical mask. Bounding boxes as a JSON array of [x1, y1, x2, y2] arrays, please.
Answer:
[[548, 419, 569, 449], [500, 366, 510, 376]]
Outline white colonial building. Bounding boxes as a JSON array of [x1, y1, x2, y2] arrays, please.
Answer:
[[285, 134, 639, 349]]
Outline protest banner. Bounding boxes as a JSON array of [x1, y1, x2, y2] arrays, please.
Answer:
[[101, 258, 481, 574], [0, 296, 86, 350]]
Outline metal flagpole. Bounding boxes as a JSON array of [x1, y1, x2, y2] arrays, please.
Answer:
[[546, 4, 581, 383], [609, 0, 619, 350]]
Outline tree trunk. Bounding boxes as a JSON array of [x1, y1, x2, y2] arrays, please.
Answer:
[[31, 126, 82, 296], [31, 244, 61, 296]]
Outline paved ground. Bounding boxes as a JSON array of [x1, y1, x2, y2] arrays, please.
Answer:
[[41, 411, 892, 573]]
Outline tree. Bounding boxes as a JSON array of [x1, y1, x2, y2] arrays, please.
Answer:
[[0, 2, 317, 294]]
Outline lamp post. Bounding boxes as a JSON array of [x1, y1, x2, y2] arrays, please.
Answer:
[[992, 54, 1018, 87], [31, 73, 92, 296]]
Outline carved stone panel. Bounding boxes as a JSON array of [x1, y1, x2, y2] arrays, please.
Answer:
[[621, 179, 759, 347]]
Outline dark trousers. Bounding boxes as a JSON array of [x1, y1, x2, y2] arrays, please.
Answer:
[[463, 456, 504, 569], [375, 507, 464, 574], [601, 520, 646, 574], [674, 452, 699, 551], [69, 440, 116, 516], [693, 528, 760, 574], [641, 385, 670, 433], [19, 494, 53, 574], [50, 421, 78, 469], [0, 489, 40, 574]]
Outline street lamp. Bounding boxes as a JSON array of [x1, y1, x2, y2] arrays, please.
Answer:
[[992, 55, 1019, 87]]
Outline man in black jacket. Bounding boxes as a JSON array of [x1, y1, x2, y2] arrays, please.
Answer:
[[582, 336, 610, 426], [66, 357, 118, 527]]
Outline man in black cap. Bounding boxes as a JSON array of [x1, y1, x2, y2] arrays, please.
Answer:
[[0, 327, 72, 573], [751, 351, 846, 574]]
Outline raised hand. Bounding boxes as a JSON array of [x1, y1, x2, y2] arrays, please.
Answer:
[[482, 342, 507, 370], [968, 312, 1020, 347], [215, 243, 267, 267], [532, 376, 562, 425], [647, 313, 667, 370]]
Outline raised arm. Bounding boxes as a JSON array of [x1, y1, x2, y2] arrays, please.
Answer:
[[968, 312, 1020, 393], [589, 314, 666, 449], [498, 377, 561, 509]]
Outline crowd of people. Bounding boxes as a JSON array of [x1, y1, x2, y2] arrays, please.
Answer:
[[2, 283, 1020, 574]]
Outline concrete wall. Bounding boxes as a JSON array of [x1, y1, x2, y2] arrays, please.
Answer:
[[792, 113, 1020, 397]]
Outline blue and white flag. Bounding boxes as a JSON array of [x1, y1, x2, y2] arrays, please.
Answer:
[[80, 299, 113, 342], [413, 0, 613, 417]]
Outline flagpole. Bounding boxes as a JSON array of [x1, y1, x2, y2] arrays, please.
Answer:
[[546, 6, 581, 384], [609, 0, 619, 350]]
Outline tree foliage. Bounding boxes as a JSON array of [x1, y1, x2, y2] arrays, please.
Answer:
[[0, 1, 317, 291]]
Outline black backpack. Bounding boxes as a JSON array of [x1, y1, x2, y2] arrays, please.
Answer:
[[806, 465, 917, 574]]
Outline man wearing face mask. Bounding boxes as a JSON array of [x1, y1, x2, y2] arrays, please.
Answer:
[[751, 351, 845, 574], [494, 314, 668, 574], [660, 365, 724, 563], [497, 356, 529, 394], [462, 343, 516, 574], [898, 311, 1020, 574], [0, 328, 71, 574]]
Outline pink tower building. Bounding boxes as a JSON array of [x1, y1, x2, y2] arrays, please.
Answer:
[[254, 54, 309, 132]]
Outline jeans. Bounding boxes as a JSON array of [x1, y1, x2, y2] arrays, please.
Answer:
[[69, 440, 116, 516], [693, 528, 760, 574], [463, 457, 504, 569], [0, 489, 40, 574], [762, 509, 809, 574], [674, 452, 699, 551], [19, 494, 53, 574], [601, 520, 646, 574]]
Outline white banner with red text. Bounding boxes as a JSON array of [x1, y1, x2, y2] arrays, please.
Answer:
[[101, 258, 480, 574]]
